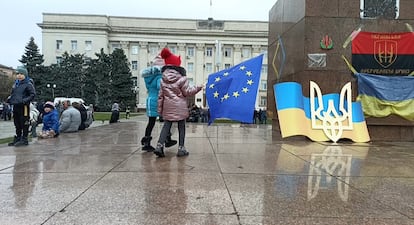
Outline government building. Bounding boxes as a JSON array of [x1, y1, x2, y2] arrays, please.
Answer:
[[38, 13, 268, 110]]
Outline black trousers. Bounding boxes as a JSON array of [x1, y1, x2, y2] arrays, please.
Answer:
[[13, 104, 30, 138]]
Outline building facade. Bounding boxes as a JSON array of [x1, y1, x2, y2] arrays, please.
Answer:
[[38, 13, 268, 110], [0, 64, 14, 78]]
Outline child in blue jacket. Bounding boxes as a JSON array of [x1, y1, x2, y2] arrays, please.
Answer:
[[39, 101, 60, 138]]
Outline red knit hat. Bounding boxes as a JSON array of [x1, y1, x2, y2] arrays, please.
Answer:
[[160, 48, 181, 66]]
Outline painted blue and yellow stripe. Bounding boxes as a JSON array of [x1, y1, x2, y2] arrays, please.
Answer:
[[274, 82, 370, 143]]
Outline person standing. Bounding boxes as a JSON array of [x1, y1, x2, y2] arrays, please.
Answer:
[[110, 101, 119, 123], [125, 106, 130, 119], [140, 55, 177, 151], [7, 66, 36, 146], [153, 48, 204, 157]]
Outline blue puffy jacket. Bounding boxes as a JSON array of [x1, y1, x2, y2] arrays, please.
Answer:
[[142, 66, 162, 117], [42, 109, 60, 134]]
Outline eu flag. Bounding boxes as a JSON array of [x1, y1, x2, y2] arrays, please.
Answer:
[[206, 54, 264, 124]]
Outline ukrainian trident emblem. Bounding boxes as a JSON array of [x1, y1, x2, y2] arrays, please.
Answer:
[[374, 40, 397, 68], [310, 81, 353, 143]]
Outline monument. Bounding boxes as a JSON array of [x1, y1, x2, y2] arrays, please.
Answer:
[[268, 0, 414, 141]]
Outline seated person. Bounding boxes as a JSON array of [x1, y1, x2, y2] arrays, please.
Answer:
[[59, 100, 81, 133], [72, 102, 87, 130], [38, 101, 60, 138]]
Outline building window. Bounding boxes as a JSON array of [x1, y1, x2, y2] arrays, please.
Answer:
[[71, 40, 77, 51], [360, 0, 399, 19], [224, 47, 232, 57], [224, 64, 231, 69], [260, 80, 267, 90], [131, 61, 138, 70], [132, 77, 138, 87], [149, 46, 158, 55], [187, 78, 194, 86], [85, 41, 92, 51], [131, 45, 139, 55], [260, 96, 267, 107], [206, 47, 213, 57], [187, 62, 194, 72], [187, 46, 195, 57], [56, 56, 63, 64], [111, 43, 121, 52], [169, 46, 177, 54], [205, 63, 213, 72], [261, 65, 268, 74], [242, 48, 251, 58], [56, 40, 63, 50]]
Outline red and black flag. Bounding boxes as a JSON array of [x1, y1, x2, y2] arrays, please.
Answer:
[[352, 32, 414, 76]]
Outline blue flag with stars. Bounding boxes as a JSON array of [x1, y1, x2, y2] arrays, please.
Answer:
[[206, 54, 264, 124]]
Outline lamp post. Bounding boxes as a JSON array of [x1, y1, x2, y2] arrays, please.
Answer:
[[47, 83, 56, 99]]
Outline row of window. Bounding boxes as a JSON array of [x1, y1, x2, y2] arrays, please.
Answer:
[[57, 40, 263, 60], [56, 40, 93, 51]]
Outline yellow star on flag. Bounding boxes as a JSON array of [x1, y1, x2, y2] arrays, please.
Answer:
[[213, 91, 219, 98]]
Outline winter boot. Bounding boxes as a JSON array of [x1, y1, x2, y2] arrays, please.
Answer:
[[177, 146, 189, 157], [14, 136, 29, 147], [153, 143, 165, 158], [165, 135, 177, 148], [8, 136, 21, 146], [141, 136, 155, 152]]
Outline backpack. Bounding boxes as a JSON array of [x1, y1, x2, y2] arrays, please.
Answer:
[[85, 110, 94, 128]]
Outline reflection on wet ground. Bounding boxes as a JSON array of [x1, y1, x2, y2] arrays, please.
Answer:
[[0, 116, 413, 224]]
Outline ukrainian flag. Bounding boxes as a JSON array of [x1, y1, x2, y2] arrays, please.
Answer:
[[274, 82, 370, 143], [356, 73, 414, 121]]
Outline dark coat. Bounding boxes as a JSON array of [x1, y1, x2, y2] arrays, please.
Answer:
[[8, 78, 35, 106]]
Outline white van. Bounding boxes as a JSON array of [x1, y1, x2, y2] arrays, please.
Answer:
[[54, 97, 85, 106]]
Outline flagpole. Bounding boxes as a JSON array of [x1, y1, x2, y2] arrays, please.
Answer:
[[209, 0, 213, 19], [215, 40, 221, 72]]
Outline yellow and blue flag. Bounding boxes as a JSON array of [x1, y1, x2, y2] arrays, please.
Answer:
[[356, 73, 414, 121], [206, 54, 263, 124], [274, 82, 370, 143]]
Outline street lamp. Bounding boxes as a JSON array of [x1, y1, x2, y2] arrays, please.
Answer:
[[47, 83, 56, 99]]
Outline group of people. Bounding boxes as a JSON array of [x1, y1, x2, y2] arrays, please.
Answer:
[[7, 47, 204, 157], [0, 102, 12, 121], [140, 47, 204, 157], [253, 108, 267, 124], [35, 100, 93, 139], [187, 104, 209, 123], [6, 66, 93, 147]]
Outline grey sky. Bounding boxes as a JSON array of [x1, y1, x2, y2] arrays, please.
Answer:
[[0, 0, 276, 69]]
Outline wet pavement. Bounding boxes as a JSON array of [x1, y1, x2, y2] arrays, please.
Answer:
[[0, 116, 413, 225]]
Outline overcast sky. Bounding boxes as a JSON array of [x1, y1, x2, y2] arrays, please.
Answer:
[[0, 0, 276, 69]]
